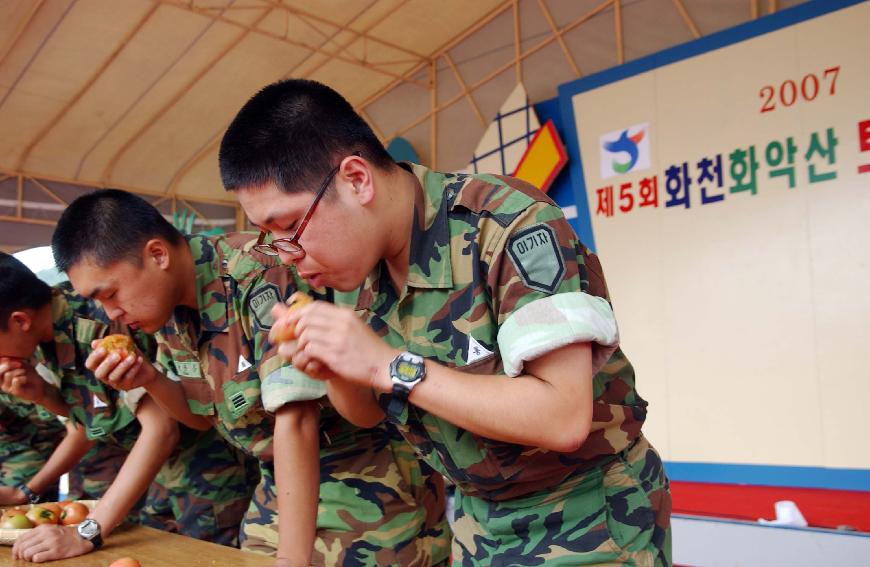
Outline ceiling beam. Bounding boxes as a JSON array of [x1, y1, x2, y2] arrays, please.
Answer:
[[443, 53, 486, 127], [537, 0, 581, 77], [101, 4, 273, 185], [358, 0, 514, 111], [0, 0, 46, 70], [27, 177, 68, 206], [164, 0, 389, 194], [390, 0, 615, 139], [0, 215, 57, 227], [262, 0, 427, 61], [430, 61, 437, 169], [154, 0, 427, 87], [72, 7, 227, 180], [672, 0, 702, 38], [513, 0, 522, 83], [17, 175, 24, 218], [0, 168, 240, 207], [15, 3, 161, 170], [359, 108, 387, 141], [614, 0, 624, 65], [0, 0, 77, 113]]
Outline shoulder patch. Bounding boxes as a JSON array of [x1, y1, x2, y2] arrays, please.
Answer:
[[249, 283, 281, 329], [506, 224, 566, 294]]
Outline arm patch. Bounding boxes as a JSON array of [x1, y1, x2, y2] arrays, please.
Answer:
[[506, 224, 566, 294], [249, 283, 280, 329]]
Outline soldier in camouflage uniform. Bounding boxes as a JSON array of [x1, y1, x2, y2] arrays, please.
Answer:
[[53, 190, 450, 566], [0, 254, 252, 563], [0, 390, 129, 507], [223, 79, 672, 566], [0, 396, 64, 504]]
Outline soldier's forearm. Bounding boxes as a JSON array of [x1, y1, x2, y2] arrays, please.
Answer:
[[274, 400, 320, 566], [94, 396, 179, 537], [38, 385, 71, 418], [402, 342, 595, 453], [325, 380, 384, 428], [143, 368, 211, 431], [26, 422, 96, 496]]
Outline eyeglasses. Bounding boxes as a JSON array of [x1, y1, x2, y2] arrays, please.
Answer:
[[253, 152, 360, 259]]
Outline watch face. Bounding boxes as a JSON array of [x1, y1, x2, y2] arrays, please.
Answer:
[[395, 360, 421, 383], [78, 519, 99, 538]]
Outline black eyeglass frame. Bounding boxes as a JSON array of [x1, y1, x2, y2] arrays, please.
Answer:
[[253, 152, 361, 258]]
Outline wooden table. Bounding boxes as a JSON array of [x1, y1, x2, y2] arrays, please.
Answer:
[[0, 525, 274, 567]]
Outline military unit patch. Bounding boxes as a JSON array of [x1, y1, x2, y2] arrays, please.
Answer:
[[175, 360, 202, 379], [506, 223, 566, 293], [249, 284, 280, 329], [222, 379, 254, 419], [467, 335, 493, 364]]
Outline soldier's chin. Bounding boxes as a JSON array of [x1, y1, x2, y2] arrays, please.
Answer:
[[138, 321, 162, 334]]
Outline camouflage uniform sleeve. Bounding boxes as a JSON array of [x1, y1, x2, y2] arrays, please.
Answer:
[[120, 387, 149, 414], [243, 266, 326, 413], [487, 200, 619, 376], [153, 334, 181, 382], [33, 364, 68, 424]]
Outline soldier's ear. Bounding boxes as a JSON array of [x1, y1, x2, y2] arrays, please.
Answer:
[[340, 154, 375, 206], [144, 238, 171, 271], [9, 311, 33, 333]]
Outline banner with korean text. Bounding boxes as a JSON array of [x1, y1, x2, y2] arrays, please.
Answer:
[[559, 0, 870, 480]]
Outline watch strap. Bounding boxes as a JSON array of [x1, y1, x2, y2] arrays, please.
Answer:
[[78, 519, 103, 550], [16, 484, 40, 504], [386, 383, 410, 420], [86, 531, 103, 550]]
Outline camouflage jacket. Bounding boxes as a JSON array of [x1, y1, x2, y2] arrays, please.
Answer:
[[156, 233, 334, 459], [34, 284, 154, 446], [0, 395, 64, 486], [158, 233, 450, 564], [337, 163, 648, 501]]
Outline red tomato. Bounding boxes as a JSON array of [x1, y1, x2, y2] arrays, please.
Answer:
[[40, 502, 63, 517], [59, 502, 89, 525], [25, 505, 58, 525]]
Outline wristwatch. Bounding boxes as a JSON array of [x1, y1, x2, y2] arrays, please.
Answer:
[[386, 352, 426, 419], [77, 518, 103, 550], [16, 484, 40, 504]]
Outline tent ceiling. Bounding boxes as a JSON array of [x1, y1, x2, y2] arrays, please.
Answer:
[[1, 0, 804, 208]]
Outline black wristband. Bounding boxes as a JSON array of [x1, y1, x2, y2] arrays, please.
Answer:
[[386, 384, 410, 420], [16, 484, 40, 504]]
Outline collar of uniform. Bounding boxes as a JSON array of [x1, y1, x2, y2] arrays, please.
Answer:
[[188, 235, 230, 334], [406, 163, 453, 290], [353, 163, 453, 312], [46, 288, 77, 372]]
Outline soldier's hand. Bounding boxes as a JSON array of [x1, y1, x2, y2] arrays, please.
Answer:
[[271, 301, 397, 391], [0, 485, 28, 506], [0, 358, 45, 404], [12, 524, 95, 562], [86, 340, 153, 391]]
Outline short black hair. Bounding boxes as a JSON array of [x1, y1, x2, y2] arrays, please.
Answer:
[[52, 189, 183, 272], [219, 79, 394, 194], [0, 252, 52, 331]]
